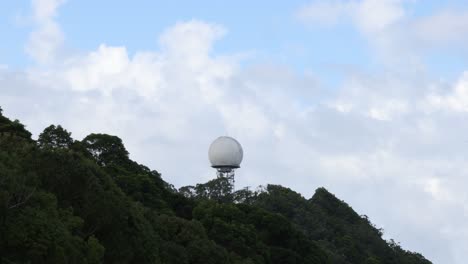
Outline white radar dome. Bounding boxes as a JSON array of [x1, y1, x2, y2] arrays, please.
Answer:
[[208, 136, 243, 170]]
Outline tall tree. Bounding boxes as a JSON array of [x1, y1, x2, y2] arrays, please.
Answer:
[[38, 125, 74, 149], [82, 133, 129, 166]]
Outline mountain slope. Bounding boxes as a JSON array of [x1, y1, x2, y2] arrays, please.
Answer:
[[0, 107, 431, 264]]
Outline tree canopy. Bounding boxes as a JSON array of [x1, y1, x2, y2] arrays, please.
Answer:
[[38, 125, 74, 149], [0, 107, 432, 264]]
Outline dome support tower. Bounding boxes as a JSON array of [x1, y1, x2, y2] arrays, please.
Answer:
[[216, 170, 235, 194]]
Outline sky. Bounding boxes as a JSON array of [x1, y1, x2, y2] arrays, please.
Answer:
[[2, 0, 468, 262]]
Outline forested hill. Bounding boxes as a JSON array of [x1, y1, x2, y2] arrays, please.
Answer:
[[0, 107, 432, 264]]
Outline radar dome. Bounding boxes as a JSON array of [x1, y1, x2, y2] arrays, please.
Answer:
[[208, 136, 243, 171]]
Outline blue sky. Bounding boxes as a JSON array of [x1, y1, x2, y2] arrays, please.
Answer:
[[4, 0, 468, 87], [2, 0, 468, 263], [2, 0, 371, 74], [2, 0, 466, 80]]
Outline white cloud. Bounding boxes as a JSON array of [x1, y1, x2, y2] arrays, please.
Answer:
[[31, 0, 65, 21], [412, 10, 468, 47], [367, 99, 408, 121], [353, 0, 405, 34], [296, 0, 405, 33], [159, 20, 225, 60], [297, 0, 468, 65], [427, 71, 468, 112], [218, 101, 271, 140], [296, 1, 354, 26], [25, 0, 65, 64], [62, 45, 165, 98], [423, 177, 455, 202]]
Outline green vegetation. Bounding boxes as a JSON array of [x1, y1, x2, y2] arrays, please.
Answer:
[[0, 107, 431, 263]]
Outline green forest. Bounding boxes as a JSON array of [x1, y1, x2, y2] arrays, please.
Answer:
[[0, 106, 432, 264]]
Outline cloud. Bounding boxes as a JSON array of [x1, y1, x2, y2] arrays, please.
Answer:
[[427, 71, 468, 112], [353, 0, 405, 34], [31, 0, 65, 21], [296, 0, 468, 64], [159, 20, 226, 59], [296, 0, 412, 66], [296, 0, 405, 33], [296, 1, 355, 26], [412, 10, 468, 47], [25, 0, 65, 64]]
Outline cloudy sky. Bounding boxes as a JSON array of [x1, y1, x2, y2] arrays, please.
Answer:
[[2, 0, 468, 262]]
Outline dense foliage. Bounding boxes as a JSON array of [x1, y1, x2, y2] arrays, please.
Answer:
[[0, 107, 432, 263]]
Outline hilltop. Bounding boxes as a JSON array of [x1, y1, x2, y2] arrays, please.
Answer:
[[0, 107, 431, 264]]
